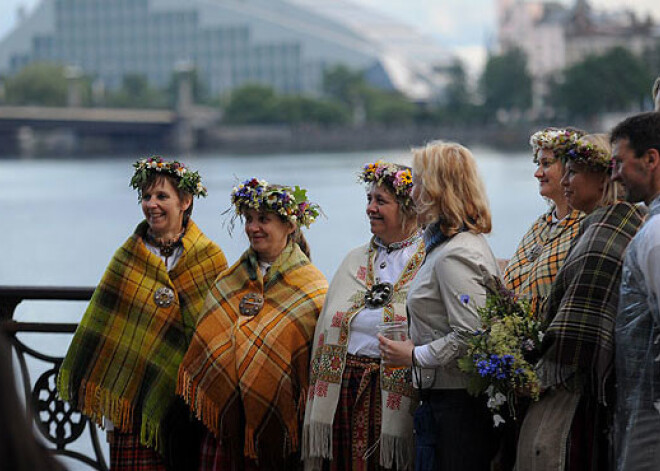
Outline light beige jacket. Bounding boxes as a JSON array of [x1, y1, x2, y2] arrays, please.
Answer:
[[408, 231, 499, 390]]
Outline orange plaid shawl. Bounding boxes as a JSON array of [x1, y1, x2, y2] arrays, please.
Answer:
[[504, 209, 583, 315], [57, 220, 227, 453], [177, 243, 327, 460]]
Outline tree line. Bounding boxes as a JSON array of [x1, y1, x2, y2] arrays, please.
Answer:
[[1, 41, 658, 125]]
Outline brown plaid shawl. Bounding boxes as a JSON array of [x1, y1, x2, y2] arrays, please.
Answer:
[[57, 220, 227, 453], [540, 202, 646, 402], [504, 209, 584, 315], [177, 243, 327, 460]]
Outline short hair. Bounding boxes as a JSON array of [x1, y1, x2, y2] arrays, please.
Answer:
[[412, 140, 492, 235], [610, 111, 660, 158], [141, 172, 194, 225]]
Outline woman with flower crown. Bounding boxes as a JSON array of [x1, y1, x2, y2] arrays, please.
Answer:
[[503, 127, 587, 316], [496, 128, 586, 469], [303, 161, 424, 471], [516, 135, 646, 471], [177, 178, 327, 470], [58, 157, 228, 471]]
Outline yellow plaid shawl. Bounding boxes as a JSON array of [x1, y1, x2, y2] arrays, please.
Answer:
[[57, 220, 227, 453], [178, 243, 327, 460], [504, 209, 584, 315]]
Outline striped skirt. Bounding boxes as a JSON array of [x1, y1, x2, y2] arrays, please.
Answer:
[[108, 431, 166, 471], [326, 353, 383, 471]]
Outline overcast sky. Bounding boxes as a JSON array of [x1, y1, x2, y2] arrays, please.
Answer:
[[1, 0, 658, 74]]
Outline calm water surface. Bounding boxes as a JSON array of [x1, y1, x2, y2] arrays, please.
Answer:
[[1, 148, 547, 469]]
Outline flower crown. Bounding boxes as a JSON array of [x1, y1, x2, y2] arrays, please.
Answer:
[[359, 160, 414, 208], [564, 138, 612, 171], [130, 156, 207, 197], [530, 129, 582, 162], [230, 178, 321, 228]]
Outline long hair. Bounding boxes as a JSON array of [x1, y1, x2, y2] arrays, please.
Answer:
[[412, 140, 492, 235]]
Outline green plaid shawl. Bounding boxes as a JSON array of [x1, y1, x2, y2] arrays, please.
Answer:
[[57, 220, 227, 453], [540, 202, 646, 402]]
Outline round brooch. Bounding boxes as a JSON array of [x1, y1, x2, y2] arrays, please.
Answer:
[[154, 287, 175, 308], [365, 282, 394, 309], [526, 243, 544, 262], [239, 292, 264, 316]]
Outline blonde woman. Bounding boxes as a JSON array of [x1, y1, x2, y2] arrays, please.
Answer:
[[381, 141, 499, 470], [516, 135, 646, 470]]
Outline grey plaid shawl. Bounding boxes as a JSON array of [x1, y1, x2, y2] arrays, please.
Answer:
[[540, 202, 646, 402]]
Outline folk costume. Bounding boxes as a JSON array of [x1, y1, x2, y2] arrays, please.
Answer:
[[178, 242, 327, 468], [57, 219, 228, 465], [505, 128, 587, 316], [303, 235, 424, 471], [503, 208, 583, 315], [516, 202, 646, 471]]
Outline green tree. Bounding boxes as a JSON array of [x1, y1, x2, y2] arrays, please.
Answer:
[[551, 47, 651, 119], [223, 84, 280, 124], [363, 89, 417, 125], [4, 62, 69, 106], [322, 65, 367, 108], [106, 74, 168, 109], [275, 96, 350, 125], [479, 48, 532, 115]]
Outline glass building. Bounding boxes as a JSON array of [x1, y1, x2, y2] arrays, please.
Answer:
[[0, 0, 452, 101]]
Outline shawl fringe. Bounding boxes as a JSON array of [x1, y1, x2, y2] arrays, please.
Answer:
[[302, 422, 333, 461], [380, 432, 414, 471]]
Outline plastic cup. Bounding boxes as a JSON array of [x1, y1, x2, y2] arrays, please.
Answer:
[[377, 321, 408, 341], [377, 321, 408, 370]]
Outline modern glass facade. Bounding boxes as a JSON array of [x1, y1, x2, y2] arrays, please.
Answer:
[[0, 0, 450, 100]]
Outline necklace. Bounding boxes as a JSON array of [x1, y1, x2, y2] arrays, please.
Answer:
[[374, 230, 422, 269], [145, 229, 185, 257], [374, 230, 422, 254]]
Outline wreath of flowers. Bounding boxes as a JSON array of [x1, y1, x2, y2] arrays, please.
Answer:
[[229, 178, 321, 228], [564, 138, 612, 170], [130, 156, 207, 197], [530, 129, 582, 162], [359, 160, 414, 208]]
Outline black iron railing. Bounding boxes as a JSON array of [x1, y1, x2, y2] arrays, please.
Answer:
[[0, 286, 108, 471]]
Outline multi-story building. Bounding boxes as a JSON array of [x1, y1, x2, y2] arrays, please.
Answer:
[[497, 0, 660, 114], [0, 0, 452, 101]]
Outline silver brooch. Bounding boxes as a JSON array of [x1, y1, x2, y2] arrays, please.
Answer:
[[239, 292, 264, 316], [527, 243, 544, 262], [365, 282, 394, 309], [153, 287, 175, 308]]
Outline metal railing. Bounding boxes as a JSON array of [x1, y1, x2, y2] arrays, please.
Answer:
[[0, 286, 108, 471]]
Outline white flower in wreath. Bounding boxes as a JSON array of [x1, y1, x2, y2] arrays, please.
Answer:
[[493, 414, 506, 427]]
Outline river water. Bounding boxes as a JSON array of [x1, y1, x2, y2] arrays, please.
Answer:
[[1, 147, 547, 468]]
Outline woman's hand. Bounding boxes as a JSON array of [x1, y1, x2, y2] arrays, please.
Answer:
[[378, 336, 415, 367]]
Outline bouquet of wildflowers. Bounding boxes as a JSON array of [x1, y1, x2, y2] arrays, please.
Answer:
[[458, 279, 543, 427]]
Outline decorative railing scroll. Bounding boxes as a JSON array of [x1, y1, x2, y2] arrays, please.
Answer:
[[0, 286, 107, 471]]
